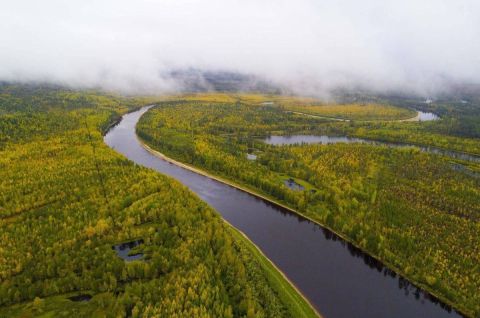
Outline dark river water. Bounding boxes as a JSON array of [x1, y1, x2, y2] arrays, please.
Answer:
[[104, 106, 463, 318]]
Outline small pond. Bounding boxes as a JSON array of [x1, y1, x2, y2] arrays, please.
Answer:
[[284, 178, 304, 191], [68, 294, 92, 302], [247, 153, 257, 160], [112, 239, 144, 261]]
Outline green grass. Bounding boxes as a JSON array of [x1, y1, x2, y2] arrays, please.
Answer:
[[284, 103, 417, 121], [228, 226, 321, 318]]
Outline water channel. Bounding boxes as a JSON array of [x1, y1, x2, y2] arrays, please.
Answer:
[[104, 106, 463, 318]]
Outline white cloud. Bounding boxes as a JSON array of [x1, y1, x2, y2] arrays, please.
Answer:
[[1, 0, 479, 95]]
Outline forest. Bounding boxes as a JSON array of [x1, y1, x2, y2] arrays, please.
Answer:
[[0, 85, 317, 318], [137, 94, 480, 317]]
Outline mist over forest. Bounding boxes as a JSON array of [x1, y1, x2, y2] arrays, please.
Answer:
[[1, 0, 479, 97]]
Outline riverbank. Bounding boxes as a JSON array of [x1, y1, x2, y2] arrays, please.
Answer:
[[227, 224, 322, 318], [138, 135, 470, 318], [138, 140, 321, 318]]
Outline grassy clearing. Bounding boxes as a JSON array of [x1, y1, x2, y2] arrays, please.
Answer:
[[285, 103, 417, 121]]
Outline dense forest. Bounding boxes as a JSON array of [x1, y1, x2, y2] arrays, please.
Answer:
[[137, 94, 480, 317], [0, 86, 317, 318]]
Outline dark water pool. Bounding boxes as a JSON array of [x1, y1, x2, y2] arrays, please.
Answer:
[[104, 106, 464, 318], [68, 294, 92, 302], [284, 178, 305, 191], [112, 239, 144, 261]]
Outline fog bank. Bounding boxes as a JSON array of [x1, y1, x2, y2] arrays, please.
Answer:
[[1, 0, 479, 96]]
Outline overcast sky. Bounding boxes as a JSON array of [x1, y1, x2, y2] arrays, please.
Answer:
[[1, 0, 479, 95]]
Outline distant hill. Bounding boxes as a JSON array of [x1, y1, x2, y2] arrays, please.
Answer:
[[167, 68, 283, 93]]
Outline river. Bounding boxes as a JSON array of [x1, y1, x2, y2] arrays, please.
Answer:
[[104, 106, 463, 318]]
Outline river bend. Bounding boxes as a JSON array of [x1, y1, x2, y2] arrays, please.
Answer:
[[104, 106, 463, 318]]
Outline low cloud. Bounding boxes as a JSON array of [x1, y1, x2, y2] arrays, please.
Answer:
[[1, 0, 479, 96]]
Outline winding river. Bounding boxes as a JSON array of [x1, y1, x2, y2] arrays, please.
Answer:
[[104, 106, 463, 318]]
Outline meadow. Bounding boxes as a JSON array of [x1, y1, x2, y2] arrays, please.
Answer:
[[282, 103, 417, 121]]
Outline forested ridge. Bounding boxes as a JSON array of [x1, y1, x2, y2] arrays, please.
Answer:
[[0, 86, 316, 318], [137, 94, 480, 317]]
